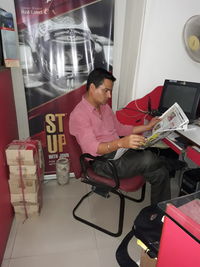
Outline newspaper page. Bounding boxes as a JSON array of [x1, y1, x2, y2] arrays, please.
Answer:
[[112, 102, 189, 158], [142, 102, 189, 148], [113, 148, 128, 160]]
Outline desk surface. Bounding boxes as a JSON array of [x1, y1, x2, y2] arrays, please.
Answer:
[[158, 191, 200, 243], [164, 125, 200, 165], [177, 124, 200, 147]]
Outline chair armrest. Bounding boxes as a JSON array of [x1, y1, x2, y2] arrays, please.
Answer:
[[80, 153, 120, 189]]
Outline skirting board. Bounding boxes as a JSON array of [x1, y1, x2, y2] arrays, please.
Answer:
[[44, 173, 75, 180]]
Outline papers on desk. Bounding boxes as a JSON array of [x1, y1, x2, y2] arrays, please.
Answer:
[[142, 103, 189, 148]]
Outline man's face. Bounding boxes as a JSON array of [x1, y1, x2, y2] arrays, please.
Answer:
[[93, 78, 113, 105]]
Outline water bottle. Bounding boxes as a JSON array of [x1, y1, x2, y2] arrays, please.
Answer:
[[56, 158, 70, 185]]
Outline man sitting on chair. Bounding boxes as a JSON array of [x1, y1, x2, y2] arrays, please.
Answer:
[[69, 68, 171, 205]]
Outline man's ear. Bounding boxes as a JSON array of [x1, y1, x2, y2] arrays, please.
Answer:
[[90, 83, 96, 92]]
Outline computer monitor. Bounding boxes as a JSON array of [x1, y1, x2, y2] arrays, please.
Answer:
[[158, 79, 200, 121]]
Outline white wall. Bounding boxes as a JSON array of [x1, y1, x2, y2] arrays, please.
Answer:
[[115, 0, 147, 110], [112, 0, 127, 111], [135, 0, 200, 100], [0, 0, 29, 139], [116, 0, 200, 109]]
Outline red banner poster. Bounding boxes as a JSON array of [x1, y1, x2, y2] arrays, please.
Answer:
[[14, 0, 114, 174]]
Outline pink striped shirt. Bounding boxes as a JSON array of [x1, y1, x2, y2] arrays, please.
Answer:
[[69, 97, 133, 156]]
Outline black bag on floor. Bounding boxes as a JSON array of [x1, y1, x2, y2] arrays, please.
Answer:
[[115, 205, 164, 267]]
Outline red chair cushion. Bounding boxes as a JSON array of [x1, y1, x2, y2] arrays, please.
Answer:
[[86, 168, 145, 192]]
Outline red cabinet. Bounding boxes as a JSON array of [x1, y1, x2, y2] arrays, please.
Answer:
[[0, 68, 18, 264], [157, 193, 200, 267]]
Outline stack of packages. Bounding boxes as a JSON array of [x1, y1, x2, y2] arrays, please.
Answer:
[[5, 139, 44, 219]]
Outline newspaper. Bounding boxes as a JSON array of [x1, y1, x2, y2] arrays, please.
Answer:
[[113, 148, 128, 160], [142, 102, 189, 148], [113, 102, 189, 159]]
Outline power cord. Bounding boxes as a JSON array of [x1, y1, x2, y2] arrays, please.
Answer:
[[119, 97, 162, 123]]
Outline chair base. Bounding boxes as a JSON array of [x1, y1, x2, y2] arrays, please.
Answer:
[[123, 183, 146, 202], [73, 190, 125, 237], [72, 183, 146, 237]]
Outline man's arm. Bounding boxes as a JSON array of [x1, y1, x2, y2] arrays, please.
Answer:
[[97, 112, 160, 155], [132, 117, 160, 134], [97, 134, 147, 155], [70, 109, 147, 155], [113, 108, 160, 136], [95, 117, 161, 155], [70, 105, 159, 156]]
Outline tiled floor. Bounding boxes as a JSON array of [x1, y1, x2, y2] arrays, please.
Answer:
[[2, 178, 179, 267]]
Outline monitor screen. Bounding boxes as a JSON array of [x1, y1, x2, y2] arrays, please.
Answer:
[[159, 80, 200, 120]]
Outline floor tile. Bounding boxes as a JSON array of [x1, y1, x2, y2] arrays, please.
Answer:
[[3, 176, 179, 266], [1, 259, 10, 267], [83, 184, 151, 266], [42, 178, 88, 201], [9, 249, 101, 267], [97, 240, 142, 267], [127, 237, 142, 265], [3, 218, 20, 259], [98, 246, 120, 267], [11, 180, 97, 258], [93, 183, 151, 248]]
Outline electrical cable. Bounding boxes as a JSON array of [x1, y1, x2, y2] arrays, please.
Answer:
[[134, 99, 148, 114]]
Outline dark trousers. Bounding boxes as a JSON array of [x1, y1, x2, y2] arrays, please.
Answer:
[[92, 149, 171, 205]]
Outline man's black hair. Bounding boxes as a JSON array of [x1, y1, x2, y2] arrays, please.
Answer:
[[86, 68, 116, 91]]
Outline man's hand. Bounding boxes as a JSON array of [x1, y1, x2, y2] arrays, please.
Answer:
[[146, 117, 161, 130], [120, 134, 146, 149], [132, 117, 161, 134]]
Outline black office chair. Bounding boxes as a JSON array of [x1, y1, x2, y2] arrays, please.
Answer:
[[65, 114, 146, 237]]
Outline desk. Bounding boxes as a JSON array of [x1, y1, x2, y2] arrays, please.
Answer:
[[157, 191, 200, 267], [178, 124, 200, 147], [163, 124, 200, 166]]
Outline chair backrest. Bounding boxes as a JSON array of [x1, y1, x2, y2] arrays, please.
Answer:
[[64, 114, 83, 178]]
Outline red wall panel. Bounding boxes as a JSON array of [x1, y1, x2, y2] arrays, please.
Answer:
[[0, 68, 18, 264]]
